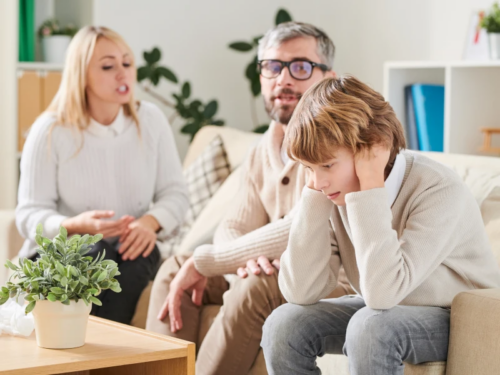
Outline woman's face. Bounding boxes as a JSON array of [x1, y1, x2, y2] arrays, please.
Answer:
[[301, 147, 361, 206], [86, 37, 135, 106]]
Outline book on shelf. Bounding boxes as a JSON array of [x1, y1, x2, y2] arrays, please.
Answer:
[[404, 84, 445, 152]]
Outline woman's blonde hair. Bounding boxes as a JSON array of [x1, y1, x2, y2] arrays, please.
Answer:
[[46, 26, 139, 132], [285, 75, 406, 167]]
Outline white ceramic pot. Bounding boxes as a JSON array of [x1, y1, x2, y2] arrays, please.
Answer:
[[489, 33, 500, 60], [42, 35, 71, 64], [32, 299, 91, 349]]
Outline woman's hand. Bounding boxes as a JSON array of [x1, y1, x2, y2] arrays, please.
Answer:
[[354, 145, 391, 191], [118, 215, 160, 261], [62, 210, 134, 238]]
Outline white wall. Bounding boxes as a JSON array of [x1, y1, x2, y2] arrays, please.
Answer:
[[0, 0, 18, 209], [93, 0, 496, 158]]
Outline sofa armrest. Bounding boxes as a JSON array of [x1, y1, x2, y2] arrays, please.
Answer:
[[446, 288, 500, 375], [0, 210, 23, 283]]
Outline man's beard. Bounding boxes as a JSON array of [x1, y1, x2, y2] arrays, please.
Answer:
[[264, 88, 302, 125]]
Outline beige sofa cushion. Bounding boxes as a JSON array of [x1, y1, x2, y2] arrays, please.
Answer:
[[176, 166, 244, 255]]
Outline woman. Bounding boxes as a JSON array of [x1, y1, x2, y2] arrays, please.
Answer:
[[261, 75, 500, 374], [16, 26, 189, 324]]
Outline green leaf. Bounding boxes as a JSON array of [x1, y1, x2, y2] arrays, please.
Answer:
[[91, 233, 103, 244], [251, 78, 261, 97], [180, 122, 200, 135], [143, 47, 161, 64], [89, 296, 102, 306], [228, 41, 254, 52], [97, 271, 107, 283], [61, 299, 70, 305], [245, 60, 259, 81], [79, 276, 88, 285], [137, 66, 151, 82], [275, 9, 293, 25], [156, 66, 178, 83], [50, 287, 64, 295], [70, 266, 79, 277], [254, 124, 269, 134], [60, 276, 68, 287], [55, 262, 65, 275], [88, 288, 99, 295], [203, 100, 218, 118], [182, 82, 191, 99], [59, 226, 67, 240], [60, 294, 68, 302], [36, 224, 43, 236], [25, 301, 36, 314], [110, 283, 122, 293], [5, 259, 19, 271], [47, 293, 57, 302]]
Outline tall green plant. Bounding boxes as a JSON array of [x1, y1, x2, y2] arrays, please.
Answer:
[[481, 2, 500, 33], [0, 225, 121, 314], [228, 9, 293, 133], [137, 48, 224, 142]]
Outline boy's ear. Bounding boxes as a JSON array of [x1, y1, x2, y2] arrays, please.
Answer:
[[326, 70, 337, 79]]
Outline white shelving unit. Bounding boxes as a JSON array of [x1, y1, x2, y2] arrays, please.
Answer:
[[383, 60, 500, 156]]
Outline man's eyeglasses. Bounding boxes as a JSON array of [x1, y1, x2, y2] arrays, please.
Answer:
[[257, 59, 330, 81]]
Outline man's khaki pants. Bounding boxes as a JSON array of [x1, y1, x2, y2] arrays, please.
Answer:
[[146, 255, 351, 375]]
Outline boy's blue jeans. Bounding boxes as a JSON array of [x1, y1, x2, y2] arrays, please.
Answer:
[[261, 295, 450, 375]]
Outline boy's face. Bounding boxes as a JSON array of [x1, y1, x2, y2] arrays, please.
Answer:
[[300, 147, 360, 206]]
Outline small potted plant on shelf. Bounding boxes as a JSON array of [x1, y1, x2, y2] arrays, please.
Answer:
[[38, 19, 77, 64], [0, 224, 121, 349], [481, 2, 500, 59]]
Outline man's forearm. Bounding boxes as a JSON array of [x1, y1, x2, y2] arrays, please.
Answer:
[[193, 215, 293, 277]]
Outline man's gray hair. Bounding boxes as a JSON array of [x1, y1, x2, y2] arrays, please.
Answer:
[[257, 22, 335, 69]]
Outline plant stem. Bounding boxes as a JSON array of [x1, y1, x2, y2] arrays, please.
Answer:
[[140, 85, 176, 109], [250, 96, 259, 127]]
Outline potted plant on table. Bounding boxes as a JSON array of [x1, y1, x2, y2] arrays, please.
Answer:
[[481, 2, 500, 59], [38, 19, 77, 64], [0, 225, 121, 349]]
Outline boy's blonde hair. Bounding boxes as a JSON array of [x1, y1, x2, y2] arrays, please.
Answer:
[[46, 26, 139, 132], [285, 75, 406, 167]]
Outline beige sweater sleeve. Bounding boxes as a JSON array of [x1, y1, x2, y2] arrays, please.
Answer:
[[193, 147, 294, 277], [279, 187, 341, 304], [346, 184, 467, 309]]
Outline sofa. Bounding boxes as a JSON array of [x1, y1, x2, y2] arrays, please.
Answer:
[[2, 125, 500, 375]]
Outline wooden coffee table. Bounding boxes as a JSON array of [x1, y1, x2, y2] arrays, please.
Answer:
[[0, 316, 195, 375]]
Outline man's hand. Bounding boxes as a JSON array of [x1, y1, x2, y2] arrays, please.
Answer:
[[62, 211, 134, 238], [237, 256, 280, 278], [157, 256, 207, 333], [118, 215, 159, 261], [354, 145, 391, 191]]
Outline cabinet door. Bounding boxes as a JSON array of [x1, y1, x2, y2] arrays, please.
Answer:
[[42, 71, 62, 110], [18, 71, 42, 152]]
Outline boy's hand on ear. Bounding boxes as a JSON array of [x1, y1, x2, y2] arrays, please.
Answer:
[[354, 145, 390, 191]]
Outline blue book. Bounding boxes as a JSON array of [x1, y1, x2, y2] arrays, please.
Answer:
[[411, 84, 445, 152], [404, 85, 419, 150]]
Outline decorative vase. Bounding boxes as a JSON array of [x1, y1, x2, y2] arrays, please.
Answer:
[[41, 35, 71, 64], [32, 299, 91, 349], [488, 33, 500, 60]]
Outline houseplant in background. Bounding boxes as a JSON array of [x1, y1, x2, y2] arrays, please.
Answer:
[[481, 2, 500, 59], [137, 48, 224, 141], [38, 19, 77, 64], [228, 9, 292, 133], [0, 225, 120, 349]]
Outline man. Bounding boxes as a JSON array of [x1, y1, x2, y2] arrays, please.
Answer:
[[146, 22, 351, 374], [261, 76, 500, 374]]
